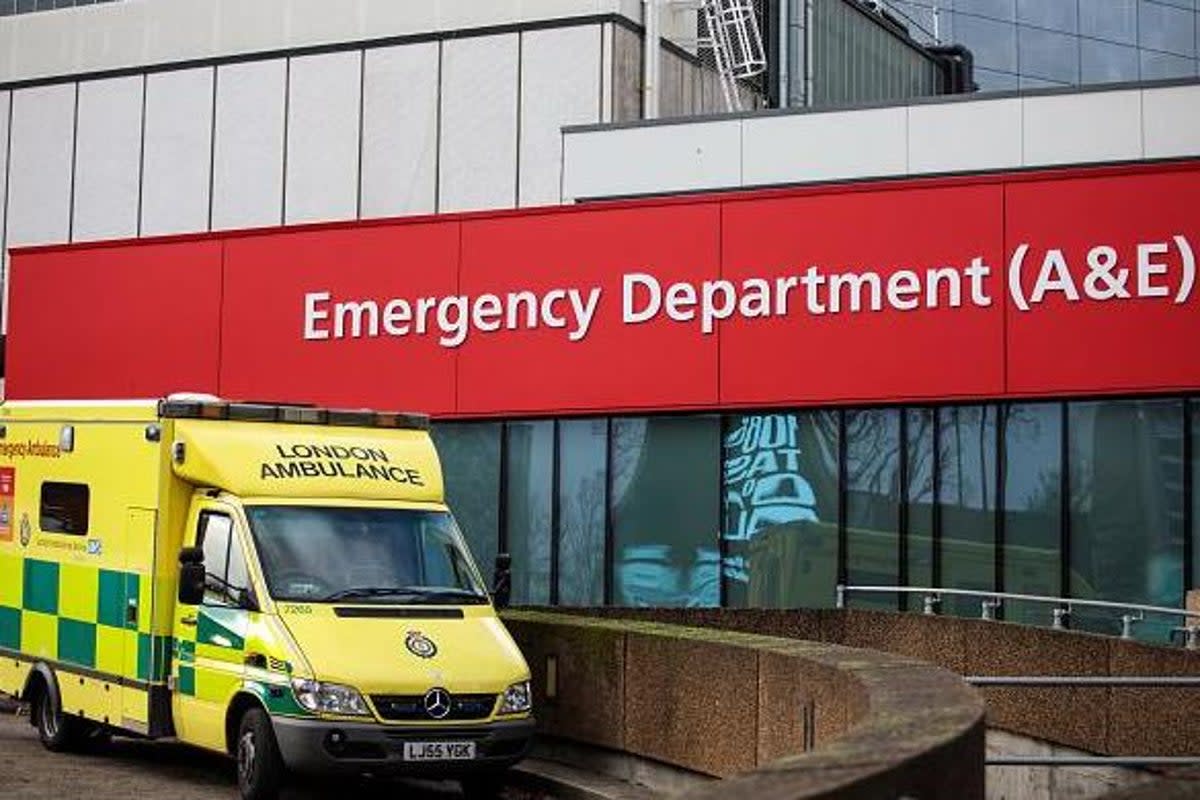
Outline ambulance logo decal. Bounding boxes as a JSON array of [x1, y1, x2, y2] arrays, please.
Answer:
[[405, 630, 437, 659], [18, 514, 31, 548]]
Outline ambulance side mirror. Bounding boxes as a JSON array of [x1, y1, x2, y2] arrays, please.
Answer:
[[492, 552, 512, 610], [178, 546, 206, 606]]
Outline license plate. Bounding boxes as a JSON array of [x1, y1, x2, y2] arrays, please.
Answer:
[[403, 741, 477, 761]]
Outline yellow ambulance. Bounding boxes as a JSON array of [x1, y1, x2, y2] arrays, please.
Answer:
[[0, 396, 533, 800]]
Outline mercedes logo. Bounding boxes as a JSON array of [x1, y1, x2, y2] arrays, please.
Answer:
[[423, 687, 452, 720]]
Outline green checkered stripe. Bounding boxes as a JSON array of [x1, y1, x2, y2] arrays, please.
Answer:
[[0, 555, 171, 684]]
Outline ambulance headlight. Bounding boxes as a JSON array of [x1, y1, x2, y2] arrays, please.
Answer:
[[497, 680, 532, 715], [290, 678, 370, 716]]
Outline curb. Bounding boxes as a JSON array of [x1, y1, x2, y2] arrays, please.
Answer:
[[510, 758, 660, 800]]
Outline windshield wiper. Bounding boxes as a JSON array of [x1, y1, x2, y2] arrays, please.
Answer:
[[319, 586, 489, 604], [319, 587, 424, 602]]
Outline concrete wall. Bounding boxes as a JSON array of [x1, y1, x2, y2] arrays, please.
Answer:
[[504, 610, 986, 799], [562, 80, 1200, 201]]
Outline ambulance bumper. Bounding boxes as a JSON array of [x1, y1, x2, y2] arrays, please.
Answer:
[[272, 715, 536, 776]]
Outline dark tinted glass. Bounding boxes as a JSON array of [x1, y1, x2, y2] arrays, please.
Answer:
[[558, 419, 607, 606], [938, 405, 998, 617], [1003, 403, 1062, 624], [951, 11, 1019, 73], [1081, 39, 1141, 83], [613, 416, 720, 607], [505, 421, 553, 604], [1192, 400, 1199, 594], [905, 408, 936, 610], [1069, 399, 1185, 641], [723, 411, 839, 608], [433, 423, 501, 581], [1018, 25, 1081, 83], [39, 482, 89, 535], [845, 409, 901, 609]]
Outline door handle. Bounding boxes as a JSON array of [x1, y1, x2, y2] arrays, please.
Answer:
[[126, 598, 139, 626], [180, 615, 197, 627]]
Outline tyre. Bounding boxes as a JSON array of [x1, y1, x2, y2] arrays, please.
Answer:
[[32, 682, 83, 753], [235, 708, 286, 800]]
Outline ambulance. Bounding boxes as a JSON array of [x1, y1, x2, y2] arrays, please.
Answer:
[[0, 396, 534, 800]]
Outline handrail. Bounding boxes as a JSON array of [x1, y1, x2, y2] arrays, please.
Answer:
[[966, 676, 1200, 687], [836, 583, 1200, 644]]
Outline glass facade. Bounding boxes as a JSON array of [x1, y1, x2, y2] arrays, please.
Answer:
[[883, 0, 1200, 90], [0, 0, 119, 15], [437, 395, 1198, 641]]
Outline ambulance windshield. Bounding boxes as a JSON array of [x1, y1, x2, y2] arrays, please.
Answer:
[[244, 506, 489, 604]]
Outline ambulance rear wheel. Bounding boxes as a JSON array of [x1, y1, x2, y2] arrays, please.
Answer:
[[236, 708, 285, 800], [32, 682, 83, 752]]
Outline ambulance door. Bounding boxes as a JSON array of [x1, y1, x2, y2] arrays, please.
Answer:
[[172, 498, 253, 752]]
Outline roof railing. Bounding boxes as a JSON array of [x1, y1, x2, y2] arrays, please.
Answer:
[[835, 583, 1200, 647]]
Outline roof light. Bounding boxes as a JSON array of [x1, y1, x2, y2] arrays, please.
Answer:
[[227, 403, 279, 422], [375, 411, 430, 430], [326, 409, 376, 427], [279, 406, 327, 425]]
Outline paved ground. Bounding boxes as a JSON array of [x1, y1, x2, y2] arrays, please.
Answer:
[[0, 706, 530, 800]]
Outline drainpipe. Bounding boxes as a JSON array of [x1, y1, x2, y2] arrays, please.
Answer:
[[643, 0, 660, 119]]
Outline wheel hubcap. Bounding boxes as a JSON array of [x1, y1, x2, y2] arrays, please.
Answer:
[[238, 731, 257, 785]]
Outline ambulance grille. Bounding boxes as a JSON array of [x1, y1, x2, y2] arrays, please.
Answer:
[[372, 693, 498, 721]]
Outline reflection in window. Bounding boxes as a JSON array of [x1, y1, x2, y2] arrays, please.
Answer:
[[1079, 0, 1137, 45], [950, 12, 1019, 74], [1018, 25, 1080, 84], [1138, 0, 1196, 57], [506, 421, 554, 604], [845, 409, 901, 609], [433, 423, 501, 577], [938, 405, 998, 617], [1069, 400, 1184, 641], [906, 408, 936, 611], [723, 412, 839, 608], [1139, 50, 1197, 81], [1081, 39, 1140, 84], [613, 416, 720, 607], [1192, 400, 1198, 591], [1003, 404, 1062, 625], [558, 419, 607, 606]]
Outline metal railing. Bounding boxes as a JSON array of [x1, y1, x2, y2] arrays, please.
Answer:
[[836, 584, 1200, 647]]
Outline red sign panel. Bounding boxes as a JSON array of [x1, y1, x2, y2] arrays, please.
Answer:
[[6, 162, 1199, 416]]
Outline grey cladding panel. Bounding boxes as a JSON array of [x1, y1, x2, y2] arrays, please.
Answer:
[[612, 24, 643, 123], [7, 83, 75, 247], [519, 25, 602, 207], [285, 50, 362, 224], [439, 34, 519, 213], [212, 59, 286, 231], [141, 67, 214, 237], [361, 42, 440, 218], [73, 76, 143, 242]]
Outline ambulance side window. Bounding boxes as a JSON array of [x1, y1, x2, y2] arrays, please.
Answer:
[[197, 512, 249, 607], [40, 482, 89, 535]]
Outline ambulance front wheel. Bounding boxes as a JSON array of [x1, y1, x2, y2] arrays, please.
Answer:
[[237, 707, 286, 800]]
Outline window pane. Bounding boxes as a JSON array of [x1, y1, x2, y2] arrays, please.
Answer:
[[1019, 25, 1081, 83], [1017, 0, 1078, 32], [558, 419, 607, 606], [906, 408, 936, 610], [39, 482, 89, 535], [723, 411, 839, 609], [955, 0, 1017, 22], [938, 405, 998, 617], [1069, 399, 1185, 641], [1003, 403, 1062, 624], [1192, 400, 1199, 592], [614, 416, 719, 607], [1139, 49, 1198, 80], [1081, 39, 1140, 83], [505, 421, 554, 604], [845, 409, 901, 609], [200, 513, 233, 606], [433, 423, 501, 580], [1079, 0, 1137, 45], [1138, 0, 1196, 57], [950, 12, 1019, 73]]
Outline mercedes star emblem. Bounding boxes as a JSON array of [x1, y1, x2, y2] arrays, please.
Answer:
[[424, 687, 452, 720]]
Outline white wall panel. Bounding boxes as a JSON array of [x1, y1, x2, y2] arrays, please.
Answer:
[[1142, 85, 1200, 160], [6, 83, 75, 247], [285, 51, 362, 224], [742, 106, 907, 186], [439, 34, 519, 213], [361, 43, 439, 218], [211, 59, 286, 231], [562, 121, 741, 200], [141, 67, 214, 237], [73, 76, 143, 242], [519, 26, 602, 207], [908, 98, 1022, 174], [1022, 90, 1142, 167]]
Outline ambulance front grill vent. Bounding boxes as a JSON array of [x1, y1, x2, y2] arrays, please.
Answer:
[[372, 694, 498, 722], [333, 607, 465, 619]]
